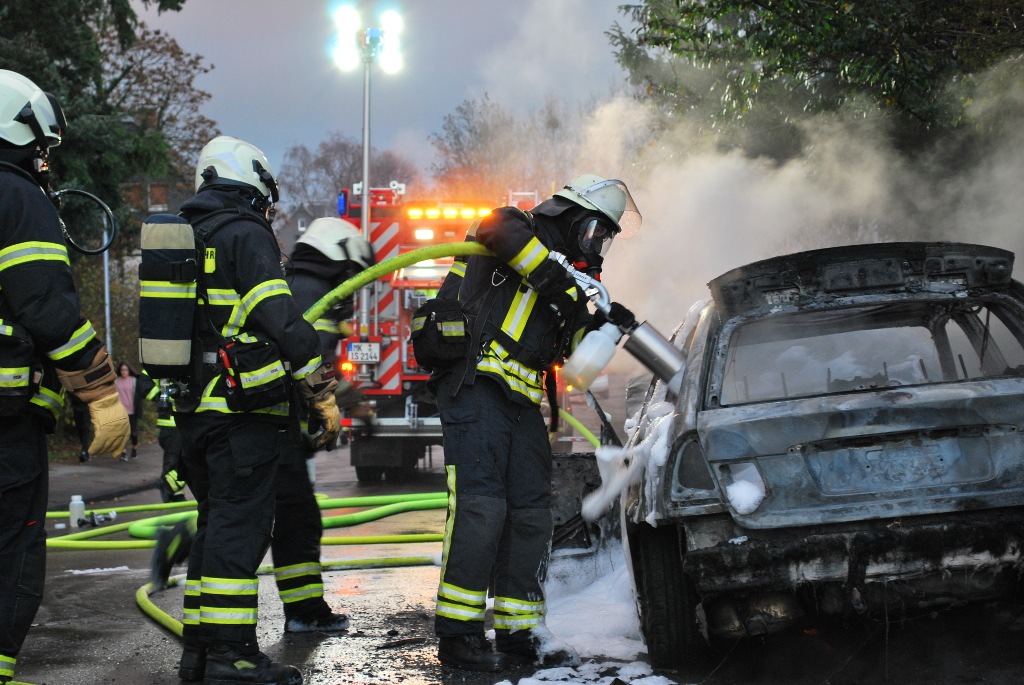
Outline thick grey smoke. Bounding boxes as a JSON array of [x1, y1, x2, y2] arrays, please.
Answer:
[[588, 60, 1024, 363]]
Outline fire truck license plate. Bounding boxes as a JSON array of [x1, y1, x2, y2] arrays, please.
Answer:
[[347, 342, 380, 363]]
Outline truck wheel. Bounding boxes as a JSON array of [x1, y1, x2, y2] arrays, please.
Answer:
[[355, 466, 384, 482], [626, 520, 711, 671]]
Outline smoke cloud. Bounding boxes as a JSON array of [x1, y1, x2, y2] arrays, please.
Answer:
[[585, 58, 1024, 380]]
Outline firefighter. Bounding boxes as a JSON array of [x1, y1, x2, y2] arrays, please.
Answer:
[[152, 379, 187, 503], [171, 135, 340, 685], [272, 216, 374, 631], [432, 175, 641, 671], [0, 69, 130, 685]]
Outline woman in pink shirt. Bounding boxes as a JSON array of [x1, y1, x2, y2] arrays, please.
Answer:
[[114, 361, 140, 461]]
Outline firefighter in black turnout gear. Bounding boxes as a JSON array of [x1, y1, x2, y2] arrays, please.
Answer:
[[432, 175, 642, 671], [272, 216, 374, 631], [172, 135, 340, 685], [0, 69, 130, 684]]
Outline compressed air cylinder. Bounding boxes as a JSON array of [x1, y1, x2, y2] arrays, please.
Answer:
[[138, 214, 198, 379], [562, 323, 621, 390]]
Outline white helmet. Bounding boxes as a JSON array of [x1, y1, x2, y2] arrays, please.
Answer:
[[0, 69, 65, 149], [554, 174, 642, 236], [297, 217, 375, 270], [195, 135, 279, 202]]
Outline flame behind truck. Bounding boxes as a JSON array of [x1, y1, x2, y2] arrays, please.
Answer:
[[336, 185, 494, 482]]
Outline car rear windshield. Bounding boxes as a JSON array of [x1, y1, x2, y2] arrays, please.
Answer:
[[719, 299, 1024, 406]]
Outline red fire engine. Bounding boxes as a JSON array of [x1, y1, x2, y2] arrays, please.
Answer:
[[336, 184, 495, 481]]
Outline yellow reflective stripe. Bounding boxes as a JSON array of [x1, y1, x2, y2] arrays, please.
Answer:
[[500, 279, 537, 341], [436, 600, 486, 622], [492, 613, 542, 631], [0, 367, 30, 387], [0, 240, 69, 272], [225, 279, 290, 335], [0, 324, 11, 335], [200, 606, 258, 625], [47, 321, 97, 361], [205, 289, 239, 305], [449, 261, 466, 278], [238, 360, 285, 388], [440, 466, 457, 586], [182, 607, 201, 625], [509, 237, 547, 277], [157, 416, 176, 427], [185, 579, 201, 596], [571, 325, 587, 352], [313, 318, 336, 333], [438, 582, 487, 605], [0, 653, 15, 677], [164, 470, 186, 492], [274, 562, 322, 581], [291, 355, 322, 380], [30, 384, 63, 418], [202, 577, 259, 596], [139, 281, 196, 298], [494, 596, 544, 613], [279, 583, 325, 603], [477, 350, 544, 404], [194, 375, 287, 415]]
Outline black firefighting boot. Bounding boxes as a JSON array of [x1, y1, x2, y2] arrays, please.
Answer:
[[284, 600, 350, 633], [203, 643, 302, 685], [150, 518, 196, 591], [178, 639, 207, 682], [496, 625, 581, 667], [438, 634, 509, 672]]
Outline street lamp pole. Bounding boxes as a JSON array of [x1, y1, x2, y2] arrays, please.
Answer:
[[333, 7, 403, 339]]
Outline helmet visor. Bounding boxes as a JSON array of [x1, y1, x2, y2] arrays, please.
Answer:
[[578, 216, 617, 259], [565, 178, 642, 237]]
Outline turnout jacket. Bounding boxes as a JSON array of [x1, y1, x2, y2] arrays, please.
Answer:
[[451, 207, 592, 406], [177, 188, 323, 419], [0, 164, 104, 429]]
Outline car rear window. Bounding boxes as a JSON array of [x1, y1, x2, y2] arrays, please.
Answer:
[[719, 300, 1024, 406]]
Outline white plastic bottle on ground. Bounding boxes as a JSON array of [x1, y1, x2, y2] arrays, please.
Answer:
[[69, 494, 85, 528]]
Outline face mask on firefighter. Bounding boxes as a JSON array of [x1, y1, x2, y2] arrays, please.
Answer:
[[577, 216, 616, 261]]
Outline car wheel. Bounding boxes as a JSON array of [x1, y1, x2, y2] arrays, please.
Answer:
[[355, 466, 384, 482], [627, 520, 712, 671]]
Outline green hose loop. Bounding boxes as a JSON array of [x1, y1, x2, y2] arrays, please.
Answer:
[[559, 407, 600, 447], [304, 242, 493, 323]]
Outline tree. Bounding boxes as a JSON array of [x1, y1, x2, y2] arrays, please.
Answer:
[[610, 2, 1024, 131], [277, 133, 420, 213], [428, 95, 591, 201], [97, 22, 217, 183]]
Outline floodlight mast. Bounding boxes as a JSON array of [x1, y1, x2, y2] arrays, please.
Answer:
[[333, 6, 402, 372]]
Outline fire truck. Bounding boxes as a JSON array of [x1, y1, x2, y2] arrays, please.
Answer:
[[336, 184, 496, 482]]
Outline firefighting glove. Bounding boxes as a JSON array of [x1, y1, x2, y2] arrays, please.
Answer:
[[297, 363, 341, 451], [591, 301, 638, 333], [86, 393, 131, 458], [151, 518, 196, 591], [527, 258, 583, 317], [56, 348, 131, 457]]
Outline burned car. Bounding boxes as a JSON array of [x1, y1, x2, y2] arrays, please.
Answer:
[[624, 242, 1024, 669]]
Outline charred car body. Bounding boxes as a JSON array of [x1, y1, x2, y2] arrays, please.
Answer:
[[624, 242, 1024, 669]]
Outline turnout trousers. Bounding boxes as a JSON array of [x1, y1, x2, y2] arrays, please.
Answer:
[[270, 423, 327, 619], [0, 416, 47, 682], [434, 375, 554, 638], [177, 412, 288, 647]]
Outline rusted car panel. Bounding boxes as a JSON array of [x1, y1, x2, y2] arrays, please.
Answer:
[[624, 242, 1024, 670]]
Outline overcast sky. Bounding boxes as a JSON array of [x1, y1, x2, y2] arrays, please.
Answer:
[[135, 0, 633, 180]]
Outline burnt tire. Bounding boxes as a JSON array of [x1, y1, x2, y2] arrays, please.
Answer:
[[355, 466, 384, 482], [627, 520, 711, 671]]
